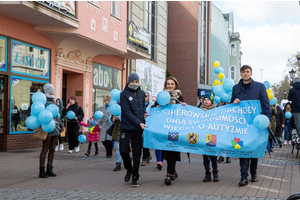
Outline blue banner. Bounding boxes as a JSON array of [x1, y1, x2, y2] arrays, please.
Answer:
[[144, 100, 268, 158]]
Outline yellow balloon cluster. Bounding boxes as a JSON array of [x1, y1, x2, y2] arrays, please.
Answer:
[[267, 88, 274, 100]]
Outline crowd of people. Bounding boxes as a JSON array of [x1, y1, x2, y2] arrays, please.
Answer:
[[37, 65, 300, 188]]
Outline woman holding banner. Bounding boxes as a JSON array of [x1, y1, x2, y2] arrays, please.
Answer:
[[154, 76, 186, 185]]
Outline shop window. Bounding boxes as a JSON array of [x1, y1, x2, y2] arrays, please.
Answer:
[[111, 1, 121, 19], [92, 88, 110, 117], [0, 36, 7, 71], [11, 40, 50, 79], [10, 76, 48, 133]]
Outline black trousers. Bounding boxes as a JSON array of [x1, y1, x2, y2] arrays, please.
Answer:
[[167, 160, 176, 174], [120, 130, 143, 178], [240, 158, 258, 179], [57, 134, 63, 145], [67, 121, 80, 150], [102, 140, 112, 156], [142, 148, 150, 159]]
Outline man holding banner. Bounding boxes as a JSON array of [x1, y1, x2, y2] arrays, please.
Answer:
[[231, 65, 271, 187]]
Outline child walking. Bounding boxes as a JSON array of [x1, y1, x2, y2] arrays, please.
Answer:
[[79, 117, 101, 156], [200, 92, 219, 182]]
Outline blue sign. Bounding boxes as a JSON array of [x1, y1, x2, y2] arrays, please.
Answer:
[[144, 100, 268, 158]]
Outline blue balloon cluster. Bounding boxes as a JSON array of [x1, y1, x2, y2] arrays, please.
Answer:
[[253, 114, 269, 130], [157, 91, 171, 106], [78, 134, 86, 143], [285, 111, 292, 119], [211, 78, 234, 103]]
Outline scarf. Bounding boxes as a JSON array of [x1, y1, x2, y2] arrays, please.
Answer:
[[200, 103, 216, 110], [45, 93, 55, 99], [164, 89, 182, 105]]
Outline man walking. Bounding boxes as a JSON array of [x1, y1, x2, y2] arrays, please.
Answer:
[[230, 65, 272, 186], [288, 77, 300, 137]]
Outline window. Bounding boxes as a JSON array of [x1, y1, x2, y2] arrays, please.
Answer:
[[0, 36, 7, 71], [92, 88, 110, 118], [146, 1, 156, 61], [111, 1, 121, 19], [89, 1, 100, 7], [200, 1, 207, 84], [230, 66, 235, 80], [230, 43, 236, 57]]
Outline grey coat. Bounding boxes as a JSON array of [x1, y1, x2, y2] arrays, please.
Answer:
[[45, 97, 64, 137], [97, 105, 112, 141]]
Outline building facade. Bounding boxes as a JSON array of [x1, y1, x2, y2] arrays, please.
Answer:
[[167, 1, 212, 105]]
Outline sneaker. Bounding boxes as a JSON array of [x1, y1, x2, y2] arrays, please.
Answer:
[[289, 141, 292, 145], [141, 159, 147, 166], [55, 146, 58, 152], [94, 151, 98, 156], [131, 177, 139, 187], [75, 146, 80, 152], [157, 162, 163, 170], [68, 150, 73, 153], [284, 141, 288, 145], [59, 144, 64, 151]]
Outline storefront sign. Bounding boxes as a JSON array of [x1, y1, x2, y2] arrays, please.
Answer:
[[75, 91, 83, 96], [0, 36, 7, 71], [11, 40, 50, 79], [93, 62, 113, 89], [39, 1, 76, 17], [127, 21, 150, 53]]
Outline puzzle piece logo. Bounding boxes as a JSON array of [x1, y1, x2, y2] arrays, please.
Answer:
[[231, 138, 244, 149], [206, 134, 217, 147]]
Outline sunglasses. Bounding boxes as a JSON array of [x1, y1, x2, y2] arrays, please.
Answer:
[[145, 96, 148, 97]]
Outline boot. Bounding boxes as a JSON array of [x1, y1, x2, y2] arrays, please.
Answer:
[[213, 170, 219, 182], [85, 149, 91, 157], [113, 162, 121, 171], [141, 159, 147, 166], [39, 166, 48, 178], [203, 171, 211, 182], [94, 151, 98, 156], [164, 173, 172, 185], [226, 157, 231, 163], [146, 155, 152, 164], [46, 165, 57, 177], [218, 156, 224, 162], [171, 170, 178, 180]]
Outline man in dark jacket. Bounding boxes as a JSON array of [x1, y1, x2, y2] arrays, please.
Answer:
[[288, 77, 300, 137], [120, 73, 147, 187], [230, 65, 272, 187]]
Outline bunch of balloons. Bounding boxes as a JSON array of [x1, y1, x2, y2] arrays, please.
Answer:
[[211, 60, 234, 104], [263, 81, 277, 106], [25, 92, 59, 132]]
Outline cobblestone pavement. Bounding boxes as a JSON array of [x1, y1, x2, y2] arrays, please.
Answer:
[[0, 143, 299, 200]]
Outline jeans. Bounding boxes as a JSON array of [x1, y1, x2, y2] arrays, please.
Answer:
[[293, 113, 300, 137], [203, 155, 218, 172], [240, 158, 258, 179], [114, 141, 121, 163], [155, 150, 163, 163], [284, 123, 292, 141]]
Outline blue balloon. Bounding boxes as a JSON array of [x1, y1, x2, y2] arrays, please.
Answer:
[[46, 104, 59, 117], [109, 99, 117, 108], [25, 115, 41, 130], [285, 111, 292, 119], [253, 114, 269, 130], [31, 102, 45, 117], [223, 78, 234, 93], [213, 85, 224, 96], [157, 91, 171, 106], [269, 97, 277, 106], [78, 134, 87, 143], [211, 86, 214, 93], [263, 81, 270, 90], [95, 111, 103, 119], [108, 115, 113, 124], [220, 91, 231, 103], [110, 104, 121, 116], [67, 111, 75, 120], [41, 120, 55, 132], [32, 92, 46, 105], [110, 89, 121, 101], [214, 67, 224, 74], [57, 113, 61, 119], [214, 96, 221, 104], [38, 110, 53, 124]]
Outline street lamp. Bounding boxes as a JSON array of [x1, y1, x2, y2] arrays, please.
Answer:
[[289, 68, 296, 85], [284, 90, 287, 99]]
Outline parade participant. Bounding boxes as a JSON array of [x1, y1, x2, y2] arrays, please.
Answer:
[[230, 65, 271, 186], [55, 98, 66, 151], [79, 118, 100, 157], [200, 92, 219, 182], [283, 102, 295, 145], [270, 105, 277, 150], [120, 73, 148, 187], [39, 84, 65, 178], [288, 77, 300, 137], [97, 95, 113, 158], [153, 76, 186, 185], [275, 102, 285, 148], [111, 114, 122, 171], [62, 97, 84, 153]]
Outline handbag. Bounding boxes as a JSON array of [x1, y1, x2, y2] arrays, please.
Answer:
[[33, 127, 48, 140], [106, 124, 115, 136]]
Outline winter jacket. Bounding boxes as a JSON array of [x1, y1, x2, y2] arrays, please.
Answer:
[[79, 121, 100, 142], [45, 97, 64, 137], [97, 105, 112, 141], [288, 82, 300, 113], [120, 84, 146, 132], [56, 98, 67, 123], [283, 104, 296, 129], [270, 106, 277, 134], [275, 105, 285, 137], [62, 103, 84, 122], [111, 115, 121, 142], [230, 78, 272, 121]]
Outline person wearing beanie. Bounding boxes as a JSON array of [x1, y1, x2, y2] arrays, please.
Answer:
[[39, 84, 65, 178], [288, 76, 300, 137], [119, 73, 148, 187]]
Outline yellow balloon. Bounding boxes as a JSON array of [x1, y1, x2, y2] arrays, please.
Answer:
[[217, 72, 225, 80], [268, 92, 274, 100], [213, 61, 220, 68], [213, 79, 221, 86], [221, 80, 224, 85], [267, 88, 272, 94]]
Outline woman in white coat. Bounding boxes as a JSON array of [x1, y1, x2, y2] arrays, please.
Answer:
[[98, 95, 113, 158]]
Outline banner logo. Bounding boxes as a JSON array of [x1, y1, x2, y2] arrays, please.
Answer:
[[188, 133, 199, 144], [206, 134, 217, 147], [168, 132, 179, 141], [231, 138, 244, 149]]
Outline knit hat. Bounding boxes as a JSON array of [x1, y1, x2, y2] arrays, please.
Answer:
[[294, 77, 300, 83], [127, 73, 139, 84], [43, 84, 55, 95], [87, 117, 94, 126], [203, 92, 214, 103]]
